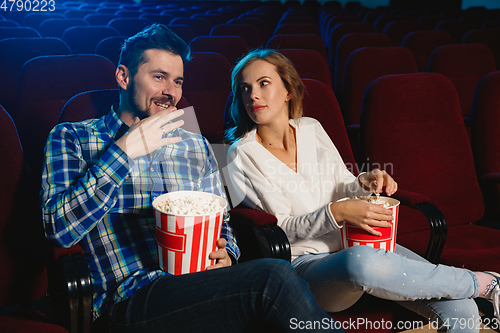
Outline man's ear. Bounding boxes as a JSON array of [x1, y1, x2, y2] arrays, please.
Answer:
[[116, 65, 129, 90]]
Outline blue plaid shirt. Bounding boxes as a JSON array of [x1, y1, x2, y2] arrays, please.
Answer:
[[41, 108, 240, 320]]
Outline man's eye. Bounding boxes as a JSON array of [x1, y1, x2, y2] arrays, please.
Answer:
[[154, 75, 163, 80], [175, 80, 183, 86]]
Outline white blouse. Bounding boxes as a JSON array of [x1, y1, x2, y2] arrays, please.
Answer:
[[227, 117, 371, 260]]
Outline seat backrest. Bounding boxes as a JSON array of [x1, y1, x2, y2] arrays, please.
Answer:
[[139, 14, 175, 26], [266, 33, 328, 62], [183, 52, 232, 143], [327, 22, 374, 66], [373, 15, 408, 33], [107, 17, 151, 37], [22, 13, 65, 29], [0, 37, 71, 117], [0, 19, 20, 28], [15, 55, 117, 183], [360, 73, 484, 229], [302, 79, 358, 174], [58, 89, 120, 123], [227, 17, 270, 44], [343, 46, 418, 127], [273, 23, 321, 36], [210, 23, 263, 49], [382, 20, 427, 46], [471, 70, 500, 176], [0, 26, 40, 40], [435, 19, 478, 43], [427, 43, 496, 118], [169, 17, 212, 37], [334, 32, 392, 94], [84, 13, 118, 26], [324, 15, 364, 42], [463, 28, 500, 69], [278, 49, 333, 89], [189, 35, 249, 66], [0, 105, 47, 306], [65, 9, 95, 19], [62, 25, 121, 54], [38, 18, 89, 38], [95, 36, 127, 67], [167, 24, 196, 44], [401, 30, 454, 72]]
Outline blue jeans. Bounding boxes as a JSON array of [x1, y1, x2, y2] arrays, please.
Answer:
[[94, 259, 345, 332], [293, 245, 481, 333]]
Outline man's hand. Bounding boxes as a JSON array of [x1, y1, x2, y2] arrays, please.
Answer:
[[206, 238, 232, 270], [116, 107, 185, 159]]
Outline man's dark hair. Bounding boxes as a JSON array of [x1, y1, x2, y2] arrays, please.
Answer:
[[119, 23, 191, 77]]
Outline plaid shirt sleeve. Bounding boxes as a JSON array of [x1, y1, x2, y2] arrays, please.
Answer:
[[41, 123, 132, 247]]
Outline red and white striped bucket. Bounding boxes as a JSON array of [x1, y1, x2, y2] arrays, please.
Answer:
[[153, 191, 227, 275], [339, 197, 400, 252]]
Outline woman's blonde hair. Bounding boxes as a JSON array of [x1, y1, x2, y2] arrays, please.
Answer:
[[224, 49, 305, 143]]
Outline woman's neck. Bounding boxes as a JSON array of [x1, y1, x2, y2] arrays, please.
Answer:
[[257, 121, 295, 150]]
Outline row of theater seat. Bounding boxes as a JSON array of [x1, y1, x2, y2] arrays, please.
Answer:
[[3, 68, 500, 332]]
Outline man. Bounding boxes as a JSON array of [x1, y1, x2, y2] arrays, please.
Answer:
[[41, 24, 343, 332]]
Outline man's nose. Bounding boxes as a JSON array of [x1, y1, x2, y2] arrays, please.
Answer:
[[162, 81, 177, 97]]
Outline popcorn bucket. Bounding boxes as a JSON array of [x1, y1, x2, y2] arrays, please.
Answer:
[[338, 197, 400, 252], [153, 191, 227, 275]]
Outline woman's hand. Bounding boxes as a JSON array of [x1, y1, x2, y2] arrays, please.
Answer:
[[359, 169, 398, 196], [330, 199, 393, 236]]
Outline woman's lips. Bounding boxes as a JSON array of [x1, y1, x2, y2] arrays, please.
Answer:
[[251, 105, 265, 111]]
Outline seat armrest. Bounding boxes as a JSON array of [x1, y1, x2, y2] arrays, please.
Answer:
[[46, 244, 92, 333], [229, 208, 290, 262], [52, 244, 84, 260], [229, 207, 278, 227], [392, 189, 430, 208], [392, 190, 446, 263], [480, 172, 500, 184]]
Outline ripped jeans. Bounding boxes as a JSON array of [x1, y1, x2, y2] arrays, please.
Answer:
[[293, 245, 481, 333]]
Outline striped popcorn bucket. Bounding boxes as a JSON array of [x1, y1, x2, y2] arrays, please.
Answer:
[[153, 191, 227, 275], [339, 197, 400, 252]]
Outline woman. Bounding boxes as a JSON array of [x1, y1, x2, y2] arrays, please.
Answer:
[[225, 49, 499, 332]]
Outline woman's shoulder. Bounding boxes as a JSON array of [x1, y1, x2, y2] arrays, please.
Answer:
[[227, 131, 256, 155], [293, 117, 324, 132]]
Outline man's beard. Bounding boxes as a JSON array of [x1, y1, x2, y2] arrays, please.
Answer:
[[128, 79, 173, 120]]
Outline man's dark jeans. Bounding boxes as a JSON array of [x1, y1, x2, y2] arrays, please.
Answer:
[[95, 258, 344, 332]]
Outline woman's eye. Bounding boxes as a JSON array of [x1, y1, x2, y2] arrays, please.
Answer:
[[241, 86, 248, 93], [261, 81, 269, 87]]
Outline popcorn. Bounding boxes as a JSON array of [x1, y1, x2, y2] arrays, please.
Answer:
[[155, 195, 223, 215], [349, 195, 393, 208]]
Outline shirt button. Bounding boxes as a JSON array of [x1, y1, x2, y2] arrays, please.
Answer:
[[104, 207, 108, 211], [150, 168, 154, 172]]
